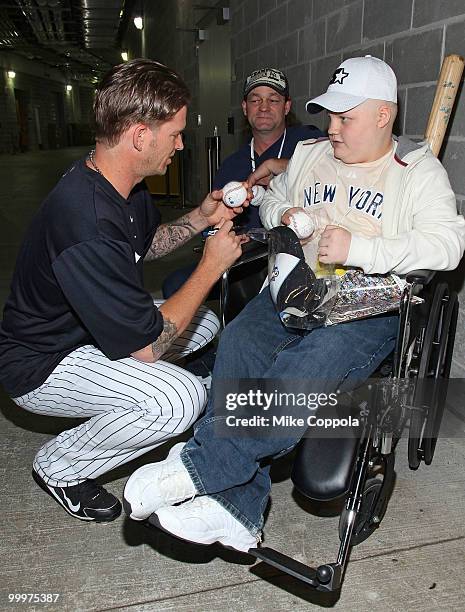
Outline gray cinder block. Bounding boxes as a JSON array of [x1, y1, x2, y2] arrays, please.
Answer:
[[404, 85, 436, 136], [259, 0, 276, 16], [298, 22, 325, 62], [267, 4, 288, 42], [287, 0, 314, 33], [445, 21, 465, 64], [414, 0, 465, 28], [363, 0, 413, 41], [441, 140, 465, 196], [277, 33, 298, 67], [392, 29, 443, 85], [326, 3, 363, 54]]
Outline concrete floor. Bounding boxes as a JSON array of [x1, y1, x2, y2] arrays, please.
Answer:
[[1, 148, 464, 612]]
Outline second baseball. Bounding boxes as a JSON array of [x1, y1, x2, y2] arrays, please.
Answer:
[[222, 181, 247, 207], [288, 210, 315, 239], [250, 185, 265, 206]]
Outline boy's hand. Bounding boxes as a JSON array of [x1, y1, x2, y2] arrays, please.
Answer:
[[318, 225, 351, 264]]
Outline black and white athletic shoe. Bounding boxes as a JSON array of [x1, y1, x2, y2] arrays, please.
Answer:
[[184, 346, 216, 391], [32, 469, 121, 522]]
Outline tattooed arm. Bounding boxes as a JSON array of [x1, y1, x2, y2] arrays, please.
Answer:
[[145, 187, 248, 261], [145, 210, 204, 261], [131, 220, 244, 362], [149, 316, 178, 361]]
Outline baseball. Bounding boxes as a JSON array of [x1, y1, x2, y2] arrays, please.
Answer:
[[222, 181, 247, 208], [250, 184, 265, 206], [288, 210, 315, 239]]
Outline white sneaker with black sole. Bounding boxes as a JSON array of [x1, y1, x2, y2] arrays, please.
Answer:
[[123, 442, 196, 521], [32, 469, 121, 522], [152, 496, 259, 553]]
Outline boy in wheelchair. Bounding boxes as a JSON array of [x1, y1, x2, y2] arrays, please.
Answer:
[[123, 57, 465, 567]]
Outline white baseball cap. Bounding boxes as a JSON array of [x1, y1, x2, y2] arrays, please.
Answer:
[[306, 55, 397, 113]]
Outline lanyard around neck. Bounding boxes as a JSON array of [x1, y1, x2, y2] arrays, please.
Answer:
[[250, 128, 286, 173]]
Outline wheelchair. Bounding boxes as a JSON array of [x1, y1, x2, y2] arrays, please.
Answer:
[[223, 261, 458, 594], [247, 270, 458, 593]]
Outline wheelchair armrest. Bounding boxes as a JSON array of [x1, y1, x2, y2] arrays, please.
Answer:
[[230, 240, 268, 268], [404, 269, 435, 287], [291, 433, 361, 501]]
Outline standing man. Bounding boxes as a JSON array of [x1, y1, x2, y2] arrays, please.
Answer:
[[0, 59, 247, 522], [123, 56, 465, 551], [162, 67, 323, 297]]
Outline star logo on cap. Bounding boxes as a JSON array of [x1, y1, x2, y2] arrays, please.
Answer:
[[330, 68, 349, 85]]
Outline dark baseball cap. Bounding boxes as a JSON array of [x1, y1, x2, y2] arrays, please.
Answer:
[[243, 68, 289, 99]]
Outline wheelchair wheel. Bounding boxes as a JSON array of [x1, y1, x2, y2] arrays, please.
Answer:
[[338, 478, 382, 545], [423, 291, 458, 463], [408, 284, 458, 469]]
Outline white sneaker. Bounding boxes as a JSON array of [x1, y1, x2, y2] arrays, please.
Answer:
[[154, 496, 259, 553], [123, 443, 196, 521]]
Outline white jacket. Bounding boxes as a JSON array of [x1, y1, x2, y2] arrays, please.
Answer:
[[259, 137, 465, 275]]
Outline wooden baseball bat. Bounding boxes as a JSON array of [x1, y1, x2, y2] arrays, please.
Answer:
[[424, 53, 465, 157]]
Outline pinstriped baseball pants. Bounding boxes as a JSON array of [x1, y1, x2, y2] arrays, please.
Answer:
[[13, 302, 219, 487]]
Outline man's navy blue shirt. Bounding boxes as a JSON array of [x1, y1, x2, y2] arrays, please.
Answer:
[[213, 125, 324, 229], [0, 159, 163, 397]]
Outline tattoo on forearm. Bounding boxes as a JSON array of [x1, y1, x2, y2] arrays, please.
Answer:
[[145, 215, 197, 260], [151, 317, 178, 360]]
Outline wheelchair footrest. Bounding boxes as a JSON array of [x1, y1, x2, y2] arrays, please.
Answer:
[[249, 547, 342, 591], [249, 547, 318, 586]]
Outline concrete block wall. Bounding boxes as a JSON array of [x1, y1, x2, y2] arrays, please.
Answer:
[[230, 0, 465, 375]]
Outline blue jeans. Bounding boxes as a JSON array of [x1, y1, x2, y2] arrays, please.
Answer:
[[180, 288, 398, 537]]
